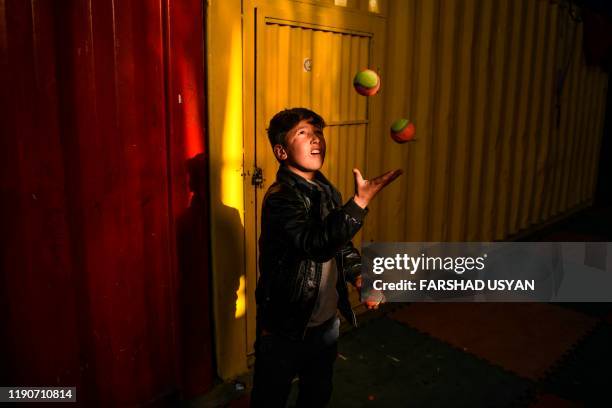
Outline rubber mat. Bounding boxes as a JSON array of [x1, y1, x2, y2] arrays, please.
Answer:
[[554, 302, 612, 318], [539, 322, 612, 406], [388, 303, 598, 381], [528, 393, 583, 408], [291, 316, 533, 408]]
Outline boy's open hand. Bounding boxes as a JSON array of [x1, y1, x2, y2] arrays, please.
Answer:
[[354, 275, 385, 310], [352, 168, 403, 209]]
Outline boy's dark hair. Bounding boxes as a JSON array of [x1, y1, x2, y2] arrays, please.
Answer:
[[267, 108, 326, 148]]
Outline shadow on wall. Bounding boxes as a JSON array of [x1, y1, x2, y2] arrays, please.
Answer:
[[210, 164, 247, 377], [177, 153, 246, 390], [176, 153, 216, 397]]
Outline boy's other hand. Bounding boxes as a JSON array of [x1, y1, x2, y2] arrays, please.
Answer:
[[354, 275, 386, 310], [352, 168, 403, 209]]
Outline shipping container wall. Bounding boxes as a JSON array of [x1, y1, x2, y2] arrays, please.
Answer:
[[364, 0, 609, 243], [0, 0, 212, 405], [206, 0, 610, 381]]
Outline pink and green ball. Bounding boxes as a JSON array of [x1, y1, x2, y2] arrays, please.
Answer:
[[353, 69, 381, 96], [390, 119, 416, 143]]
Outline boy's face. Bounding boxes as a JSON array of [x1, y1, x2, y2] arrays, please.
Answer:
[[275, 119, 326, 173]]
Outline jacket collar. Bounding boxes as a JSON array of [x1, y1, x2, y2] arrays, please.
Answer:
[[276, 165, 341, 205]]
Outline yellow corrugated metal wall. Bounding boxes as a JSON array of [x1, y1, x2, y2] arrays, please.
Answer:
[[364, 0, 609, 243], [208, 0, 610, 379]]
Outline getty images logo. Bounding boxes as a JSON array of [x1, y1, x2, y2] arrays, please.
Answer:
[[372, 253, 488, 275]]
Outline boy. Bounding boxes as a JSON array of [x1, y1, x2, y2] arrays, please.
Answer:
[[251, 108, 402, 407]]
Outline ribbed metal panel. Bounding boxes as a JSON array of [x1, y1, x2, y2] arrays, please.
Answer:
[[366, 0, 609, 242]]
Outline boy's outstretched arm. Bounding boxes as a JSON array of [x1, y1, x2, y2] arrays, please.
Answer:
[[264, 168, 403, 262], [264, 189, 368, 262]]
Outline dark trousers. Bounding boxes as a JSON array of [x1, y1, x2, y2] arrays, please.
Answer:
[[250, 316, 340, 408]]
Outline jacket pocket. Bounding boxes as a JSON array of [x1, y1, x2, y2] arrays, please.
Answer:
[[272, 259, 305, 304]]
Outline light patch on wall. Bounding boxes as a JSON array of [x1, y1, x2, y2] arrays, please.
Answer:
[[221, 25, 244, 225], [180, 65, 204, 157], [235, 275, 246, 318], [335, 0, 347, 7], [369, 0, 379, 13]]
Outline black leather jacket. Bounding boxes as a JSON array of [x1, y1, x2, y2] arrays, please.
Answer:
[[255, 165, 368, 340]]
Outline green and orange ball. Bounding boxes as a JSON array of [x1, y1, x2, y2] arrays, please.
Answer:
[[390, 119, 416, 143], [353, 69, 381, 96]]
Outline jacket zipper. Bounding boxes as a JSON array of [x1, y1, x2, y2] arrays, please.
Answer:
[[302, 259, 321, 339]]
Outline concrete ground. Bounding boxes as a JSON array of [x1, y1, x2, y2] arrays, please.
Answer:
[[187, 204, 612, 408]]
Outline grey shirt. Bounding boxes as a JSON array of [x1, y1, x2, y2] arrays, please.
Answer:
[[305, 178, 339, 327]]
